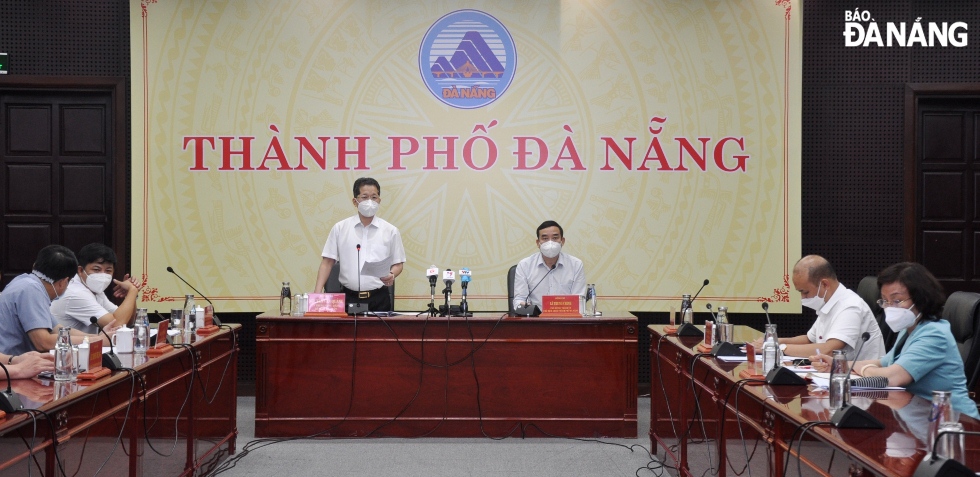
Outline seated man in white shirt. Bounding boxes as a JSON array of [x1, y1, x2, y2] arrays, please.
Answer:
[[50, 243, 138, 335], [512, 221, 586, 314], [751, 255, 886, 361]]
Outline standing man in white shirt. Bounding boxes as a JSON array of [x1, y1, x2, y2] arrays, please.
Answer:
[[314, 177, 406, 311], [512, 221, 586, 312], [51, 243, 139, 335], [750, 254, 886, 361]]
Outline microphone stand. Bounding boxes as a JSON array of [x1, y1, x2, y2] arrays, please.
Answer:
[[913, 430, 979, 477], [167, 266, 222, 325], [460, 280, 471, 317], [514, 265, 555, 317], [348, 244, 369, 315], [0, 362, 23, 413], [427, 275, 438, 317], [675, 279, 709, 337], [829, 332, 884, 428], [90, 317, 122, 370]]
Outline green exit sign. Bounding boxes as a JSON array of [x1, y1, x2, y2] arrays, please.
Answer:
[[0, 53, 7, 74]]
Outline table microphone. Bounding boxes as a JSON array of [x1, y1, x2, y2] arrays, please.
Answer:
[[913, 429, 979, 477], [348, 244, 369, 315], [705, 303, 743, 357], [166, 266, 222, 325], [0, 361, 23, 413], [90, 317, 122, 370], [829, 332, 884, 429], [762, 302, 772, 325], [676, 278, 709, 336], [515, 264, 555, 316]]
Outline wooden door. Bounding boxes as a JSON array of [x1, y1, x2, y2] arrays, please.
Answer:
[[0, 88, 118, 287], [907, 86, 980, 294]]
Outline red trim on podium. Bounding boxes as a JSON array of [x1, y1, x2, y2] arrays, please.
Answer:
[[196, 325, 220, 335]]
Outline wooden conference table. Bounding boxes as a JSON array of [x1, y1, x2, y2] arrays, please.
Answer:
[[255, 313, 637, 438], [649, 324, 980, 476], [0, 324, 239, 477]]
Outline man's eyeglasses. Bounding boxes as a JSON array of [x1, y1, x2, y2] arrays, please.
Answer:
[[876, 298, 910, 308]]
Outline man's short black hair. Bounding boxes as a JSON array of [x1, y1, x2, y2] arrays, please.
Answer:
[[536, 220, 564, 238], [77, 243, 117, 268], [353, 177, 381, 197], [34, 245, 78, 282]]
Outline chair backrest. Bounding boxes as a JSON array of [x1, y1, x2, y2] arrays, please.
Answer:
[[325, 264, 343, 293], [856, 275, 895, 348], [941, 291, 980, 391], [507, 264, 517, 315]]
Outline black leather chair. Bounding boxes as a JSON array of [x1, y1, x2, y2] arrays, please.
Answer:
[[856, 275, 895, 348], [942, 291, 980, 392], [507, 264, 517, 315], [325, 264, 342, 292]]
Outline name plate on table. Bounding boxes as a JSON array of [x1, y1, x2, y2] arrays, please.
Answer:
[[539, 295, 582, 317], [88, 340, 104, 371], [305, 293, 347, 317]]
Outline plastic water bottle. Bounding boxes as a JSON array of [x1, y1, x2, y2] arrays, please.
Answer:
[[680, 294, 693, 324], [829, 350, 850, 410], [134, 308, 150, 352], [585, 284, 597, 316], [928, 390, 956, 457], [280, 281, 292, 315], [55, 327, 74, 381], [762, 323, 779, 374], [180, 294, 195, 329]]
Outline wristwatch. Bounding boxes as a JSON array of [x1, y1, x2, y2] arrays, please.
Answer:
[[7, 355, 13, 365]]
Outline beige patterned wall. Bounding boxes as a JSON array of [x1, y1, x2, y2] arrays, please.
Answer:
[[131, 0, 801, 313]]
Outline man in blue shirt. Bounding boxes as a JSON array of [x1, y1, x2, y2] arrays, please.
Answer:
[[0, 245, 111, 357]]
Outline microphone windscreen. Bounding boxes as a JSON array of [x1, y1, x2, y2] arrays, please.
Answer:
[[861, 331, 871, 341], [762, 302, 769, 311], [703, 279, 709, 286], [166, 266, 174, 273], [89, 316, 99, 325]]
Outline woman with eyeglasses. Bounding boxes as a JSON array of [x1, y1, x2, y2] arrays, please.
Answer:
[[811, 262, 979, 418]]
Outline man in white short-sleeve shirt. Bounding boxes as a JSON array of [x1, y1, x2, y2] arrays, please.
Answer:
[[313, 177, 406, 311], [51, 243, 139, 335], [751, 255, 886, 361]]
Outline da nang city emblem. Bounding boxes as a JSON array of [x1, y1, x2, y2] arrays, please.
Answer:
[[419, 10, 517, 109]]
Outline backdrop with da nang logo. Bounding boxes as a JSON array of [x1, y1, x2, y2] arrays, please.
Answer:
[[130, 0, 801, 314]]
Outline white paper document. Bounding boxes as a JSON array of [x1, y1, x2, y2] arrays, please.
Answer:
[[361, 256, 393, 278]]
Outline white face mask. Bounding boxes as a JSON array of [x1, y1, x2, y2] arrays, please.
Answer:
[[33, 270, 63, 302], [800, 282, 826, 311], [357, 199, 379, 217], [84, 271, 113, 293], [539, 240, 561, 259], [884, 306, 919, 332]]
